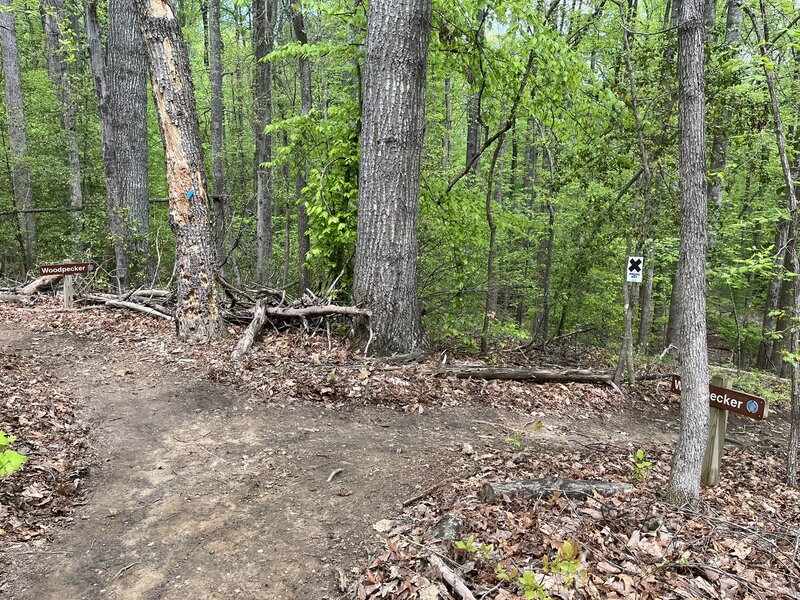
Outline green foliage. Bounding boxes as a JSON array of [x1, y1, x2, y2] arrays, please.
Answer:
[[454, 534, 494, 559], [0, 431, 28, 476], [630, 448, 654, 481], [495, 540, 585, 599]]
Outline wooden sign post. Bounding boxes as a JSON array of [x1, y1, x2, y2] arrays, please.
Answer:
[[38, 262, 97, 309], [670, 374, 768, 487]]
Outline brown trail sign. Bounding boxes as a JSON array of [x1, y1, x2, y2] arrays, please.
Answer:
[[670, 374, 768, 420], [670, 374, 769, 487], [38, 262, 97, 308]]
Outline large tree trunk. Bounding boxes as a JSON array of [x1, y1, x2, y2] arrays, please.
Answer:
[[108, 0, 152, 284], [41, 0, 84, 249], [133, 0, 226, 343], [253, 0, 276, 283], [352, 0, 432, 355], [86, 0, 151, 288], [291, 4, 312, 293], [0, 0, 38, 272], [667, 0, 709, 507], [209, 0, 226, 275]]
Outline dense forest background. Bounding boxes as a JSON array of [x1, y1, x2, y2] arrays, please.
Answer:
[[0, 0, 798, 367]]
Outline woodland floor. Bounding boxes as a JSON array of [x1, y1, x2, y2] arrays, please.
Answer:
[[0, 303, 797, 600]]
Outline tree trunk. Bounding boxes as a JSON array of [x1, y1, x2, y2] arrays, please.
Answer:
[[209, 0, 226, 275], [352, 0, 432, 355], [133, 0, 226, 343], [442, 77, 452, 170], [706, 0, 741, 217], [480, 135, 504, 355], [108, 0, 151, 284], [0, 0, 38, 272], [253, 0, 276, 283], [466, 92, 481, 173], [667, 0, 709, 507], [291, 3, 312, 293], [41, 0, 84, 249], [741, 2, 800, 484]]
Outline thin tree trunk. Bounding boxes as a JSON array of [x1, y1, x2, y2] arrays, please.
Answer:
[[481, 136, 505, 355], [466, 93, 481, 173], [209, 0, 226, 275], [534, 145, 555, 345], [442, 78, 452, 170], [667, 0, 709, 507], [253, 0, 276, 283], [291, 3, 312, 293], [0, 0, 38, 272], [352, 0, 432, 355], [85, 0, 128, 289], [108, 0, 151, 284], [41, 0, 84, 249], [133, 0, 226, 342], [706, 0, 742, 217], [742, 2, 800, 485]]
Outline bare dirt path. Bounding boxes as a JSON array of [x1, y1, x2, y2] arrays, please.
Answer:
[[1, 321, 508, 600], [1, 311, 790, 600]]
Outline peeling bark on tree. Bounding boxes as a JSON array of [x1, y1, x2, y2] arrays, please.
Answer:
[[0, 0, 38, 272], [133, 0, 226, 343], [352, 0, 432, 355]]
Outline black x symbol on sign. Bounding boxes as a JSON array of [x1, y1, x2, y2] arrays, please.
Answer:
[[628, 258, 642, 273]]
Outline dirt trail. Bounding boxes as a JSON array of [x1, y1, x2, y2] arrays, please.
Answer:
[[1, 323, 513, 600], [2, 317, 787, 600]]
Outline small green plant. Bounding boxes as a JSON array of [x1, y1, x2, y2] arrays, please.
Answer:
[[504, 432, 522, 450], [630, 448, 654, 480], [0, 431, 28, 476], [454, 534, 494, 559], [495, 540, 585, 599]]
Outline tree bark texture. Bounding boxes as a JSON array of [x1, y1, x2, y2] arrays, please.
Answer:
[[667, 0, 709, 507], [352, 0, 432, 355], [209, 0, 226, 275], [291, 4, 312, 293], [253, 0, 276, 283], [133, 0, 226, 343], [108, 0, 152, 283], [0, 0, 38, 271], [41, 0, 84, 247]]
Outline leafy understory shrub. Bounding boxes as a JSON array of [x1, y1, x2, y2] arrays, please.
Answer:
[[0, 431, 28, 476]]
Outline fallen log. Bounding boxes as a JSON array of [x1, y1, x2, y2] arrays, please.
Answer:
[[482, 478, 633, 503], [18, 274, 62, 295], [0, 294, 33, 304], [428, 555, 476, 600], [265, 305, 370, 318], [426, 366, 613, 384]]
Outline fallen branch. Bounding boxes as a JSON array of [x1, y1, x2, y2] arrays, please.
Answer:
[[85, 294, 174, 321], [426, 367, 613, 384], [429, 554, 477, 600], [231, 299, 371, 361], [482, 478, 633, 503], [231, 300, 269, 361]]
